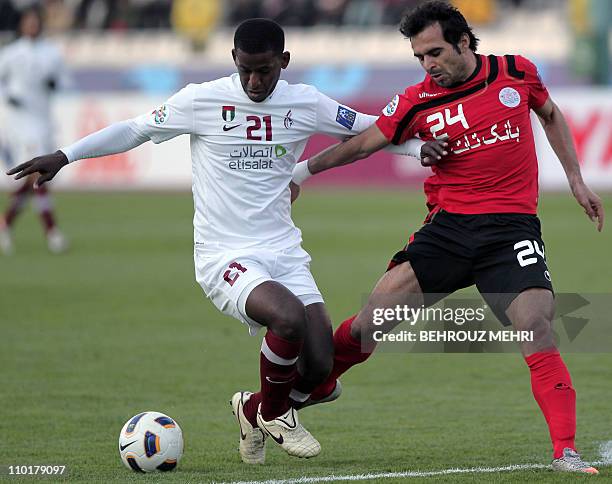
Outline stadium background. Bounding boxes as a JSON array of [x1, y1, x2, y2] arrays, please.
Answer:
[[1, 0, 611, 482]]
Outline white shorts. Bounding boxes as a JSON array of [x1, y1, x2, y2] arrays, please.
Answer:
[[194, 244, 324, 335]]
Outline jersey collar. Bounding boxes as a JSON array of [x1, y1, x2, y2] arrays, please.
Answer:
[[232, 73, 286, 103]]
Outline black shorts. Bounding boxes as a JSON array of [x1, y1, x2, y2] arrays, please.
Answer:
[[388, 210, 554, 325]]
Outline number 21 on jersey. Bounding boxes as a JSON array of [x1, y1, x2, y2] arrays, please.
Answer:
[[246, 115, 272, 141]]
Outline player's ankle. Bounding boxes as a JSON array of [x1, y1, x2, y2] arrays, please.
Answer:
[[260, 402, 290, 422], [554, 442, 576, 459]]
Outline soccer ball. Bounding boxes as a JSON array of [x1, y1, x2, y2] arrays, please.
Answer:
[[118, 411, 183, 472]]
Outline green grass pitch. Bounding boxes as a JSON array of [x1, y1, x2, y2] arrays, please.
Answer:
[[1, 189, 611, 483]]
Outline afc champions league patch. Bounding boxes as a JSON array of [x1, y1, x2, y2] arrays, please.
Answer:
[[383, 94, 399, 116], [498, 87, 521, 108], [336, 106, 357, 130], [152, 105, 169, 124]]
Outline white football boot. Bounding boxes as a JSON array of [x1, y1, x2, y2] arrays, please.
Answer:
[[295, 380, 342, 410], [256, 404, 321, 458], [551, 448, 598, 474], [230, 391, 266, 464], [47, 228, 69, 254], [0, 224, 14, 255]]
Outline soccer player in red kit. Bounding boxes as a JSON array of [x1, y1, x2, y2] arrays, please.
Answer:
[[291, 1, 604, 474]]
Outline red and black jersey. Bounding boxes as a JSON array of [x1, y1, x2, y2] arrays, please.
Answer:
[[376, 54, 549, 214]]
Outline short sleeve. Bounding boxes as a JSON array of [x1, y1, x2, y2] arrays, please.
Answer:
[[314, 91, 376, 138], [375, 91, 416, 145], [132, 84, 196, 144], [516, 55, 549, 109]]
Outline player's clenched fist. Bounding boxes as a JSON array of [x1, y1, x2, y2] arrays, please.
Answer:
[[6, 151, 69, 188]]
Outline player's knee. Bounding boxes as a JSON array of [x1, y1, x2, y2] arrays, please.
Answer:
[[516, 313, 552, 343], [267, 301, 307, 341], [304, 354, 333, 384]]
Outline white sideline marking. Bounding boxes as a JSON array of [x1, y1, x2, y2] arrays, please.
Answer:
[[222, 459, 607, 484], [600, 440, 612, 464]]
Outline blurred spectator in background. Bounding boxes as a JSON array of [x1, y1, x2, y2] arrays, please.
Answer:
[[227, 0, 264, 24], [132, 0, 172, 29], [343, 0, 384, 27], [63, 0, 171, 30], [314, 0, 348, 25], [0, 6, 69, 254], [262, 0, 318, 27], [171, 0, 220, 49], [0, 0, 576, 32], [453, 0, 495, 24], [44, 0, 74, 32], [74, 0, 120, 30], [381, 0, 416, 25], [0, 1, 21, 32]]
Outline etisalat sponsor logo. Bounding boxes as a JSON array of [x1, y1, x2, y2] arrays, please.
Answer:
[[227, 144, 288, 170], [371, 304, 533, 343]]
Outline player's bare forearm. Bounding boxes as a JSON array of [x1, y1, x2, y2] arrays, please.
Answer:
[[536, 99, 582, 186], [307, 124, 390, 175], [536, 98, 604, 231]]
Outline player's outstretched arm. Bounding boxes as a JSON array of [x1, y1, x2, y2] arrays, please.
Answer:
[[310, 123, 389, 174], [291, 124, 390, 186], [6, 120, 150, 188], [7, 85, 195, 188], [535, 97, 604, 231], [292, 128, 448, 185]]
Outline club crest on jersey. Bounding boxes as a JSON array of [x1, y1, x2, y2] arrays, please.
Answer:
[[284, 110, 293, 129], [222, 105, 236, 122], [383, 95, 400, 116], [152, 105, 169, 124], [499, 87, 521, 108], [336, 106, 356, 130]]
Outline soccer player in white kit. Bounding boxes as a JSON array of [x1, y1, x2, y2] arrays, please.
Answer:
[[0, 6, 68, 254], [7, 19, 428, 464]]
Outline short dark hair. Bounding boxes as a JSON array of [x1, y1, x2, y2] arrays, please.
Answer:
[[18, 4, 44, 28], [399, 1, 479, 52], [234, 18, 285, 55]]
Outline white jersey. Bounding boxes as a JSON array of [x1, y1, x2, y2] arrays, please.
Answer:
[[0, 37, 67, 162], [128, 74, 413, 251], [61, 74, 421, 251], [0, 37, 66, 128]]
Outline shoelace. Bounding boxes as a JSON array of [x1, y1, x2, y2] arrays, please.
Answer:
[[286, 424, 311, 441], [563, 453, 588, 469]]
